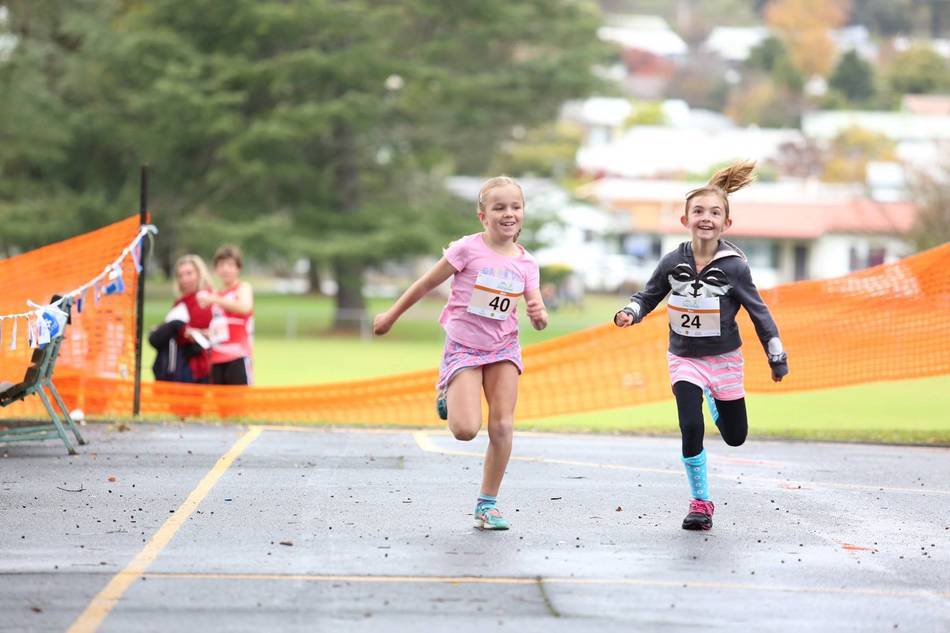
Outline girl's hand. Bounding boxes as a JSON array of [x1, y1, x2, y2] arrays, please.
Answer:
[[373, 311, 395, 336], [614, 310, 633, 327], [196, 291, 215, 309], [769, 353, 788, 383], [526, 298, 548, 330], [529, 309, 548, 331]]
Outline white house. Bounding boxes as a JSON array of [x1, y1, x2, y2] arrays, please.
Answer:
[[802, 110, 950, 143], [576, 124, 803, 179], [559, 97, 633, 147], [703, 26, 769, 63], [892, 35, 950, 58], [832, 25, 878, 60], [802, 109, 950, 180], [561, 97, 734, 151], [703, 24, 876, 65], [598, 14, 688, 58], [597, 14, 688, 99]]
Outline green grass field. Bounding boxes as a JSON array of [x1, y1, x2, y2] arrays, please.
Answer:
[[143, 289, 950, 444]]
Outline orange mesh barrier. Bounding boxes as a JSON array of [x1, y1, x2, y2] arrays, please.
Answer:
[[2, 219, 949, 425], [140, 241, 950, 424], [0, 216, 143, 418]]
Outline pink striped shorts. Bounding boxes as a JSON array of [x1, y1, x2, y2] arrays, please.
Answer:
[[667, 349, 745, 401]]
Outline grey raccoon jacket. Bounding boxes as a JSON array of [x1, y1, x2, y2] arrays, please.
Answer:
[[622, 240, 781, 359]]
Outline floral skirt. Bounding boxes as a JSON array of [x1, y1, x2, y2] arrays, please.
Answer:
[[436, 336, 523, 391]]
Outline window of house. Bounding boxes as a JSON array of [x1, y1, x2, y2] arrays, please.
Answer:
[[729, 239, 778, 268], [849, 246, 861, 271], [867, 246, 886, 267], [623, 234, 658, 262], [793, 244, 808, 280], [850, 244, 887, 271]]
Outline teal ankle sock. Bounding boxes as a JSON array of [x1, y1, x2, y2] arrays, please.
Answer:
[[681, 449, 709, 500], [476, 493, 497, 510]]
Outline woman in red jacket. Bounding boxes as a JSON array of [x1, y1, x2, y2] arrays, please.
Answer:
[[149, 255, 214, 383]]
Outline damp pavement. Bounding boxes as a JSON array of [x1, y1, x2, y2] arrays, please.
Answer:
[[1, 422, 948, 632]]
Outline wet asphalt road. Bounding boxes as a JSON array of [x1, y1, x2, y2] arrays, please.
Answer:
[[1, 423, 948, 632]]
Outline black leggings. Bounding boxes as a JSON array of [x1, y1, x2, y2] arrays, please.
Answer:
[[673, 381, 747, 458]]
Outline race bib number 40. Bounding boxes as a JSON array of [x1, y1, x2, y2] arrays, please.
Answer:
[[668, 295, 721, 337], [467, 272, 524, 321]]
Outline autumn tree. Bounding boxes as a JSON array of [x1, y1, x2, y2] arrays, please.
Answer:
[[765, 0, 850, 77], [821, 127, 895, 183]]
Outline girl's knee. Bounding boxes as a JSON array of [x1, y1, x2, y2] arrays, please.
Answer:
[[718, 419, 747, 446], [715, 399, 748, 447], [724, 434, 747, 447], [487, 416, 513, 441], [452, 428, 479, 441], [448, 416, 480, 441]]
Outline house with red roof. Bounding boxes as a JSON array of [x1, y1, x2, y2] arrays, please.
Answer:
[[580, 178, 917, 290], [597, 14, 687, 99]]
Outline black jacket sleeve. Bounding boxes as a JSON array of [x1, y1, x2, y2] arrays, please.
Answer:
[[625, 254, 673, 322], [731, 261, 781, 355], [148, 320, 185, 349]]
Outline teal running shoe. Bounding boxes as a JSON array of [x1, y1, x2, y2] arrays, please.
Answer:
[[436, 387, 448, 421], [474, 504, 510, 530], [703, 387, 719, 427]]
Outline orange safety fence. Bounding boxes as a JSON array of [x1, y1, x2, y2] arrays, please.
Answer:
[[0, 215, 145, 419], [1, 217, 949, 425], [138, 241, 950, 423]]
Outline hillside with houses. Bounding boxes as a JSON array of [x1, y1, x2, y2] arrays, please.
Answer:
[[475, 0, 950, 295]]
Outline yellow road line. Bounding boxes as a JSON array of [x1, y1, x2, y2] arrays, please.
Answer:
[[142, 571, 949, 600], [260, 424, 414, 435], [412, 432, 950, 496], [67, 427, 263, 633]]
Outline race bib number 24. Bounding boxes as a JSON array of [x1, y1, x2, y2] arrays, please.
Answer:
[[668, 295, 721, 337]]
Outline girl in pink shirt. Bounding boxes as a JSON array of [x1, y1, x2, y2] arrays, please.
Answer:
[[374, 176, 548, 530]]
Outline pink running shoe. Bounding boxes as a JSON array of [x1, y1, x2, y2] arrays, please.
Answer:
[[682, 499, 715, 531]]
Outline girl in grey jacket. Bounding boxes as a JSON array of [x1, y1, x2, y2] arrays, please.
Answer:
[[614, 160, 788, 531]]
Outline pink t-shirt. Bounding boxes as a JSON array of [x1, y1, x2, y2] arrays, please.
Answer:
[[439, 233, 540, 351]]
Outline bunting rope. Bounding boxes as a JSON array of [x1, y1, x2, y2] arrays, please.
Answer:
[[0, 215, 148, 412], [0, 224, 156, 322]]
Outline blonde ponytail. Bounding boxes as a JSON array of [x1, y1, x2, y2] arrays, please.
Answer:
[[707, 159, 756, 195]]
